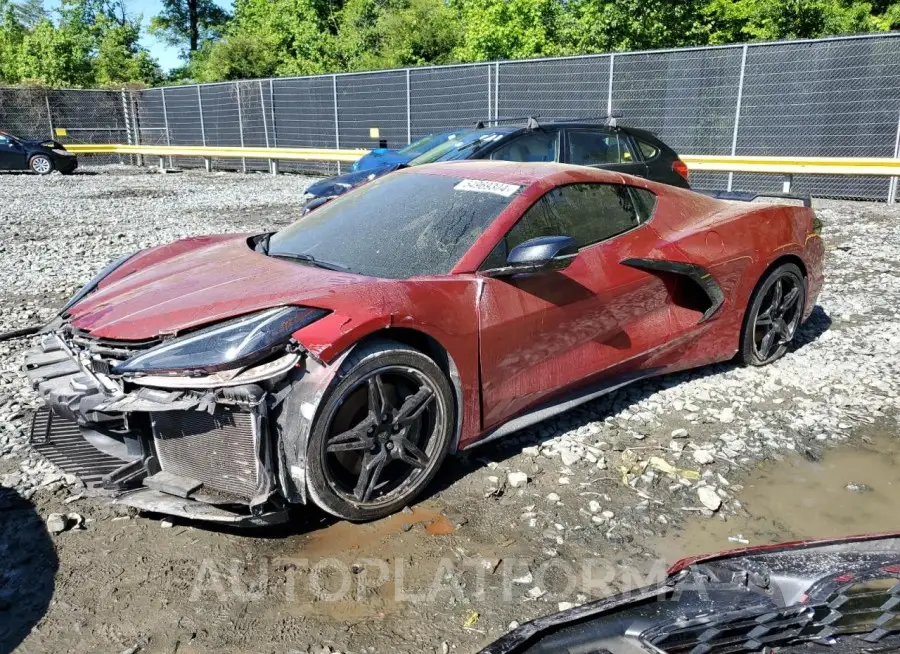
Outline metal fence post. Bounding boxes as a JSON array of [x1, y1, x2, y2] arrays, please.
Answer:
[[160, 87, 172, 169], [236, 83, 246, 173], [606, 54, 615, 116], [121, 88, 132, 165], [45, 92, 54, 139], [728, 44, 749, 192], [487, 63, 492, 125], [197, 85, 209, 172], [259, 80, 272, 174], [333, 74, 341, 175], [269, 80, 278, 175], [406, 68, 411, 144], [888, 110, 900, 204], [130, 91, 143, 167], [494, 62, 500, 121]]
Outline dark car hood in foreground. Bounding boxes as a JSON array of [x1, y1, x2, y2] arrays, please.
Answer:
[[304, 162, 402, 199], [67, 235, 371, 340], [353, 149, 413, 172], [483, 533, 900, 653]]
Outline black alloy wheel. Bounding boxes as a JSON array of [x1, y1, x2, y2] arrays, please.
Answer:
[[740, 262, 806, 366], [306, 341, 454, 521]]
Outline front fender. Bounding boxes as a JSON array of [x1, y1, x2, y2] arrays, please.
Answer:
[[272, 348, 353, 504]]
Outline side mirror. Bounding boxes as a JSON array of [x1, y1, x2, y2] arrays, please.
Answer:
[[485, 235, 578, 277]]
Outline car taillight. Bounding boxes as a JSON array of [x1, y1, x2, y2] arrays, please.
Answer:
[[672, 159, 689, 182]]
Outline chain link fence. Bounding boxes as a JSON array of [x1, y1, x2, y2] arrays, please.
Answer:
[[2, 33, 899, 199]]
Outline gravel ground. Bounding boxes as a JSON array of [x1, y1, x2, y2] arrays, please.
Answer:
[[0, 166, 898, 654]]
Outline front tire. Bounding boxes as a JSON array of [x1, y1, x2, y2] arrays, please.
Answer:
[[29, 155, 53, 175], [739, 262, 806, 366], [306, 340, 454, 521]]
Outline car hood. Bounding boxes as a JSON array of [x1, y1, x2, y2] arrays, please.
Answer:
[[305, 162, 403, 199], [354, 149, 412, 171], [66, 235, 372, 340], [22, 139, 61, 150]]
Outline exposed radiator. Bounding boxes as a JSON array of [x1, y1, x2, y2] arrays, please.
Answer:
[[151, 408, 260, 501]]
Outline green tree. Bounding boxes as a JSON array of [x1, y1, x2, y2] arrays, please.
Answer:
[[150, 0, 230, 55], [561, 0, 707, 54], [0, 2, 26, 82], [704, 0, 881, 43], [16, 17, 94, 86], [452, 0, 565, 61], [94, 15, 162, 85]]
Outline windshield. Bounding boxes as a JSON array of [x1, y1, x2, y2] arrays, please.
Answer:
[[267, 172, 522, 279], [407, 130, 510, 165], [397, 131, 462, 156]]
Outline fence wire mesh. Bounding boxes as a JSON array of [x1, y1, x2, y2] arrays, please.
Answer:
[[2, 33, 899, 199]]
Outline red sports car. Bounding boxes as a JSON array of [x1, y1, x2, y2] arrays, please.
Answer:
[[24, 161, 824, 525]]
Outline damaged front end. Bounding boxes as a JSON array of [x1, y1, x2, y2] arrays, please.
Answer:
[[24, 310, 341, 526]]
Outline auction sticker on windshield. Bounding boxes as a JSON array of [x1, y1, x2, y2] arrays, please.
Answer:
[[454, 179, 520, 197]]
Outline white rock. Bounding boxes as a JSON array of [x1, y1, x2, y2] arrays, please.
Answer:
[[693, 449, 715, 465], [671, 428, 689, 438], [588, 500, 601, 513], [546, 492, 560, 502], [507, 471, 528, 488], [697, 486, 722, 511]]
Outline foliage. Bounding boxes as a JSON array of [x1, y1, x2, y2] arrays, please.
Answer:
[[0, 0, 161, 87], [1, 0, 899, 87]]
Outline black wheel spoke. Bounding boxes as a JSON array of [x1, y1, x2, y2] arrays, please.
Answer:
[[354, 450, 388, 502], [759, 327, 779, 358], [397, 440, 429, 469], [367, 374, 390, 415], [326, 423, 373, 453], [770, 279, 783, 311], [396, 386, 435, 425], [779, 286, 800, 313]]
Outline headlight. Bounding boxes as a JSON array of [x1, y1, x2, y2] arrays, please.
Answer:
[[61, 252, 137, 314], [114, 306, 328, 375], [52, 149, 72, 156]]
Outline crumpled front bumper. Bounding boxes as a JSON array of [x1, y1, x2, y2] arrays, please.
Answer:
[[23, 333, 290, 525]]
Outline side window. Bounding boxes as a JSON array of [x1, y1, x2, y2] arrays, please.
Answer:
[[636, 140, 660, 160], [630, 188, 658, 223], [508, 184, 640, 251], [568, 130, 634, 166], [489, 130, 559, 163]]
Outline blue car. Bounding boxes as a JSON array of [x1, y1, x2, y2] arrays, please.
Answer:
[[350, 130, 463, 172]]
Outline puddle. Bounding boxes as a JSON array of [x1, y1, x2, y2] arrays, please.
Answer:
[[654, 432, 900, 564], [298, 502, 455, 558]]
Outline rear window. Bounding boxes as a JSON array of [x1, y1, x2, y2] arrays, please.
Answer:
[[637, 140, 660, 160], [268, 173, 522, 279]]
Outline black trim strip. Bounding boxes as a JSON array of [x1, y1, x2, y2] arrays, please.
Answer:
[[621, 257, 725, 323]]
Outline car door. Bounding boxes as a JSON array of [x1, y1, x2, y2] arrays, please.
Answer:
[[0, 134, 27, 170], [476, 182, 671, 430], [564, 128, 648, 179], [486, 129, 561, 163]]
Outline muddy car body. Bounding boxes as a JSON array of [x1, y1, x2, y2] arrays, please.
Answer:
[[483, 533, 900, 653], [24, 161, 824, 525]]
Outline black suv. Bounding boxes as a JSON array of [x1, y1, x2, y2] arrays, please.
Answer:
[[303, 118, 690, 203]]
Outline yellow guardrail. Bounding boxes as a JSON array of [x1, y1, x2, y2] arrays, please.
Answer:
[[680, 155, 900, 177], [66, 144, 900, 175], [65, 143, 368, 163]]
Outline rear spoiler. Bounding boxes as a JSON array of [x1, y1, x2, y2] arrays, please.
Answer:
[[694, 189, 812, 208]]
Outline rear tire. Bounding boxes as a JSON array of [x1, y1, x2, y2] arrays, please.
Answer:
[[29, 155, 53, 175], [305, 340, 454, 521], [739, 262, 806, 366]]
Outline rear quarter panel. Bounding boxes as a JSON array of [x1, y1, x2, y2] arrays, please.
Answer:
[[655, 195, 821, 364]]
